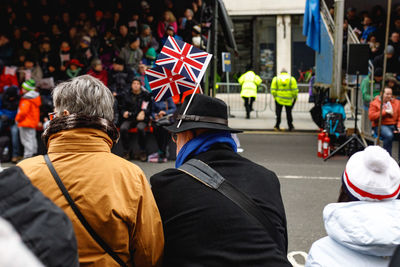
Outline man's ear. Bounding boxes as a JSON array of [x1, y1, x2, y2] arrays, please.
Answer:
[[182, 130, 195, 143], [62, 110, 70, 116], [176, 130, 195, 154]]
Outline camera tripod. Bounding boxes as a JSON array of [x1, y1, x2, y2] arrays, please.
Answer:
[[324, 71, 366, 161]]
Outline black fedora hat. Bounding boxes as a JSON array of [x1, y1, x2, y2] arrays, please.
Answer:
[[165, 94, 242, 133]]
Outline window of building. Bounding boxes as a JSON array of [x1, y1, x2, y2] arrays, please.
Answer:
[[292, 15, 315, 83], [255, 16, 277, 82], [231, 16, 253, 76], [231, 16, 276, 81]]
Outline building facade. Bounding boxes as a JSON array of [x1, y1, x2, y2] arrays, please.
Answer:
[[224, 0, 315, 83]]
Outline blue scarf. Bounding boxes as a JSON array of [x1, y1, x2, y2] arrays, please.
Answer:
[[175, 131, 237, 168]]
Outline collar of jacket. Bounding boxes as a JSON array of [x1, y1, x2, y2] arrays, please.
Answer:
[[175, 131, 237, 168], [42, 114, 119, 151]]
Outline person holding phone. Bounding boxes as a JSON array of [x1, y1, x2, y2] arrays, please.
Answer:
[[369, 87, 400, 159]]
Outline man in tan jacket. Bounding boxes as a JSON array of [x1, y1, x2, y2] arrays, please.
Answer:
[[18, 75, 164, 267]]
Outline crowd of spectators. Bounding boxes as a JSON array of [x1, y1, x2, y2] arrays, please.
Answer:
[[344, 4, 400, 160], [344, 4, 400, 92], [0, 0, 210, 163]]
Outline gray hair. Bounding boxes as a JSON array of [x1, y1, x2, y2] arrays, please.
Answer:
[[185, 8, 194, 17], [52, 75, 114, 121]]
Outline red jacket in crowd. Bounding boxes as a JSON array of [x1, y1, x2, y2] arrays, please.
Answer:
[[87, 69, 108, 86], [369, 96, 400, 128], [0, 67, 19, 93], [15, 90, 41, 129], [157, 21, 178, 39]]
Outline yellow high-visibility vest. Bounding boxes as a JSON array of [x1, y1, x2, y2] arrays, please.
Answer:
[[238, 71, 262, 99], [271, 72, 298, 106]]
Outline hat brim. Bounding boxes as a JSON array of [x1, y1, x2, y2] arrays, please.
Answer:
[[164, 120, 242, 133]]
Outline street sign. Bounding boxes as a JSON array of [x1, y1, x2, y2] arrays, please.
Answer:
[[222, 52, 231, 72]]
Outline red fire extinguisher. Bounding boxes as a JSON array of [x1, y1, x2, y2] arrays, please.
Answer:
[[322, 133, 330, 159], [317, 130, 325, 157]]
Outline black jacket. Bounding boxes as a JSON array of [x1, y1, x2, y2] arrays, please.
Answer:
[[373, 54, 400, 74], [0, 167, 79, 267], [151, 143, 291, 267], [74, 47, 97, 72], [108, 68, 134, 96], [2, 85, 19, 112], [121, 90, 152, 122]]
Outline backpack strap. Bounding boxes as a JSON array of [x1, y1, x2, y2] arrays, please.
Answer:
[[332, 119, 339, 138], [178, 158, 287, 253], [390, 245, 400, 267], [44, 155, 128, 267]]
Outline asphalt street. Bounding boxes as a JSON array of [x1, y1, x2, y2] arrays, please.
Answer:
[[132, 132, 348, 257], [4, 132, 348, 260]]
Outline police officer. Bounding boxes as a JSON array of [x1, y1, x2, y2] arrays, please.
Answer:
[[271, 68, 298, 131], [238, 69, 262, 119]]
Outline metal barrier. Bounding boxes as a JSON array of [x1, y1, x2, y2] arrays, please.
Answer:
[[267, 83, 314, 113], [215, 82, 314, 116], [321, 0, 335, 36], [348, 25, 360, 45], [215, 82, 268, 117]]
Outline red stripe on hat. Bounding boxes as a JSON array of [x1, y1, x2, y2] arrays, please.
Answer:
[[344, 170, 400, 200]]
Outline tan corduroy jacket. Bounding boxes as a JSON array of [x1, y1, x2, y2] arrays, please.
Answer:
[[18, 128, 164, 267]]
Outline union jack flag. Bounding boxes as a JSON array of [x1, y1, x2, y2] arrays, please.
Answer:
[[156, 36, 212, 83], [146, 66, 199, 102]]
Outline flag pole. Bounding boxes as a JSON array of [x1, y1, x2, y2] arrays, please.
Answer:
[[176, 83, 200, 128], [376, 0, 392, 142]]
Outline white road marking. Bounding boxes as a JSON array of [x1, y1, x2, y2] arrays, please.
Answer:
[[1, 166, 340, 180], [279, 175, 340, 180], [287, 251, 308, 267]]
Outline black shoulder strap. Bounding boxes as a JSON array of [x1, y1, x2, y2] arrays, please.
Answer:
[[43, 155, 128, 267], [390, 245, 400, 267], [178, 158, 286, 253]]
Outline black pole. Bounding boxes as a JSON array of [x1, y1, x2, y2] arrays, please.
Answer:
[[211, 0, 218, 97], [201, 1, 209, 95], [376, 0, 393, 142], [354, 71, 359, 132]]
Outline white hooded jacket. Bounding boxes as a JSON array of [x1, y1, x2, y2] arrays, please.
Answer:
[[306, 200, 400, 266]]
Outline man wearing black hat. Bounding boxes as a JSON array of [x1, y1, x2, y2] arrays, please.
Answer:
[[150, 94, 290, 266]]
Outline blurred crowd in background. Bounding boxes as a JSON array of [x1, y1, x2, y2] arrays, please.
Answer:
[[0, 0, 211, 162]]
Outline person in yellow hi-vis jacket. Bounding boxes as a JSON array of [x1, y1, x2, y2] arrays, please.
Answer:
[[238, 70, 263, 119], [271, 69, 298, 131]]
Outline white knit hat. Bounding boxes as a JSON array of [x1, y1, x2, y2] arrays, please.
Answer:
[[343, 146, 400, 201]]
